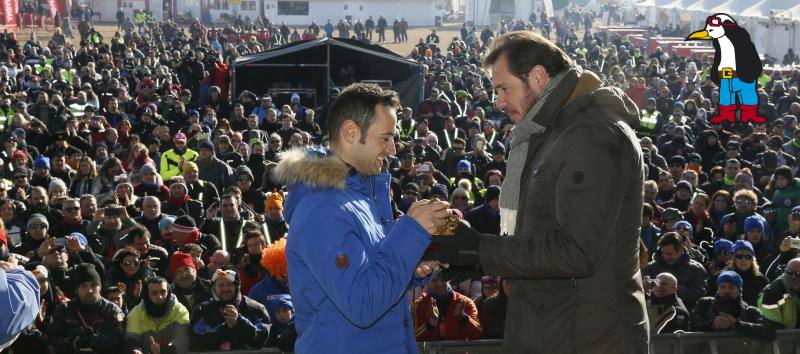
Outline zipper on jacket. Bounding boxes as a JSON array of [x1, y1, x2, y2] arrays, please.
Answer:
[[363, 175, 388, 225]]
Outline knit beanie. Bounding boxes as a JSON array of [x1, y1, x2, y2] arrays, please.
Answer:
[[71, 263, 102, 287], [717, 270, 743, 290], [673, 220, 693, 234], [170, 251, 196, 275], [732, 240, 755, 256], [743, 216, 765, 234], [714, 239, 734, 254]]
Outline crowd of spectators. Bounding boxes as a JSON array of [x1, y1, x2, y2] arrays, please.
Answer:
[[1, 3, 800, 352]]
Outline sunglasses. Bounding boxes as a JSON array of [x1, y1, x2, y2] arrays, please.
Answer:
[[734, 254, 753, 260], [237, 176, 252, 182], [706, 16, 736, 27], [122, 260, 141, 267], [28, 223, 47, 229], [50, 246, 66, 254], [404, 191, 418, 196], [212, 269, 237, 282], [735, 199, 753, 206], [786, 269, 800, 278]]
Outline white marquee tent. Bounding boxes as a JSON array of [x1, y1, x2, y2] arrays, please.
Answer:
[[633, 0, 800, 60]]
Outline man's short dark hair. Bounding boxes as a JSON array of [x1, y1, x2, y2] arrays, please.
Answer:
[[658, 232, 684, 252], [126, 225, 150, 244], [483, 31, 571, 80], [327, 83, 400, 144]]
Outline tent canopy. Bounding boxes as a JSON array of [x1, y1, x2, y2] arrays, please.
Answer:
[[232, 37, 424, 110]]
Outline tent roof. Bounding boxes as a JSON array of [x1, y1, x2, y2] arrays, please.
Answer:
[[708, 0, 757, 16], [740, 0, 800, 19], [658, 0, 697, 9], [234, 37, 416, 67], [685, 0, 730, 12]]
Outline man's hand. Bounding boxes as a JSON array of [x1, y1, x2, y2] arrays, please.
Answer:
[[780, 236, 793, 253], [148, 336, 161, 354], [37, 238, 55, 259], [223, 304, 239, 328], [415, 261, 446, 279], [67, 236, 84, 253], [428, 299, 439, 326], [94, 207, 106, 222], [407, 199, 450, 235], [132, 279, 143, 300], [719, 313, 737, 329]]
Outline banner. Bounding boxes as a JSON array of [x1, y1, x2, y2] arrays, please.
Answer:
[[1, 0, 17, 26]]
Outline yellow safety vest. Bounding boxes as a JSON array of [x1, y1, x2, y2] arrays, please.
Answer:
[[398, 119, 416, 140], [638, 111, 659, 137]]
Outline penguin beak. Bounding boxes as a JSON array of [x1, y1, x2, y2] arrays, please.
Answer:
[[686, 30, 711, 40]]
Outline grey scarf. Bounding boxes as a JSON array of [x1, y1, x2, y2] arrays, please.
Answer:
[[499, 66, 582, 236]]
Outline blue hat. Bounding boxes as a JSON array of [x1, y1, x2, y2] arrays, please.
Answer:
[[457, 160, 471, 172], [714, 239, 734, 254], [159, 215, 176, 232], [717, 270, 743, 290], [743, 216, 765, 234], [673, 101, 684, 110], [430, 184, 449, 199], [274, 294, 294, 311], [33, 155, 50, 170], [68, 232, 89, 248], [188, 109, 200, 117], [198, 140, 215, 152], [732, 240, 754, 256], [673, 220, 693, 234]]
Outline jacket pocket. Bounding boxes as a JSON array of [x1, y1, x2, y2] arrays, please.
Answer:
[[347, 324, 407, 353], [508, 281, 578, 353]]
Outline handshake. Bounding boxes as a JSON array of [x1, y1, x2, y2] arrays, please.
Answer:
[[406, 199, 484, 281]]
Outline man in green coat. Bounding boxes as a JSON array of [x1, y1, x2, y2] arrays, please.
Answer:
[[771, 166, 800, 236], [433, 31, 649, 353]]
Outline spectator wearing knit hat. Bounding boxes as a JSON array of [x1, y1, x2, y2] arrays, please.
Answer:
[[161, 178, 204, 223], [465, 185, 501, 235], [160, 132, 199, 181], [691, 270, 775, 341], [708, 240, 769, 306], [662, 180, 693, 212], [195, 138, 235, 189], [190, 265, 270, 351], [234, 165, 266, 214], [48, 263, 126, 354], [170, 251, 213, 313], [182, 160, 221, 209], [264, 192, 287, 241], [164, 215, 221, 264], [133, 163, 170, 202], [772, 165, 800, 236], [742, 216, 772, 265]]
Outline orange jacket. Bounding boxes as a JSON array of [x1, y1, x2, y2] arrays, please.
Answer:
[[412, 291, 482, 341]]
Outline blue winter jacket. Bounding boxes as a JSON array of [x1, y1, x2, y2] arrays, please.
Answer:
[[0, 268, 40, 349], [275, 147, 431, 354]]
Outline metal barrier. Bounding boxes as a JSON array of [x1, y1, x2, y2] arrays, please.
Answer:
[[186, 330, 800, 354]]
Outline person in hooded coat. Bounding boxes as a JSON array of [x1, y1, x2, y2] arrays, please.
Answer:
[[190, 266, 270, 351], [125, 277, 191, 354]]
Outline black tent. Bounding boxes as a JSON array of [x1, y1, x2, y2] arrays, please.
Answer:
[[232, 37, 424, 109]]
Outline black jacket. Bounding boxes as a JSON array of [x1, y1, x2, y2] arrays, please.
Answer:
[[48, 298, 125, 354], [171, 277, 214, 313], [190, 295, 270, 351], [690, 296, 775, 341], [643, 253, 708, 310]]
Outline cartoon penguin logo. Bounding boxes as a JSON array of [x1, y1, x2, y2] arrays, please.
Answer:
[[687, 13, 763, 124]]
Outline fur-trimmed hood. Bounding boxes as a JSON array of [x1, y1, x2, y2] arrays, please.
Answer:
[[273, 147, 350, 190], [274, 147, 393, 225]]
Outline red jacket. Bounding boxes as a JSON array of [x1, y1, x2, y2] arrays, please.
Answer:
[[412, 291, 482, 341]]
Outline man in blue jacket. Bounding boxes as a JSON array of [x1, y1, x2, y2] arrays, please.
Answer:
[[0, 227, 40, 350], [274, 83, 450, 353]]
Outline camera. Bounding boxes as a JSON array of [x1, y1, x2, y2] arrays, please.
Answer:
[[106, 207, 122, 217], [790, 238, 800, 250], [419, 164, 430, 173]]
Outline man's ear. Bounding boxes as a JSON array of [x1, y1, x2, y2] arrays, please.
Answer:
[[527, 65, 550, 91], [340, 119, 360, 145]]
